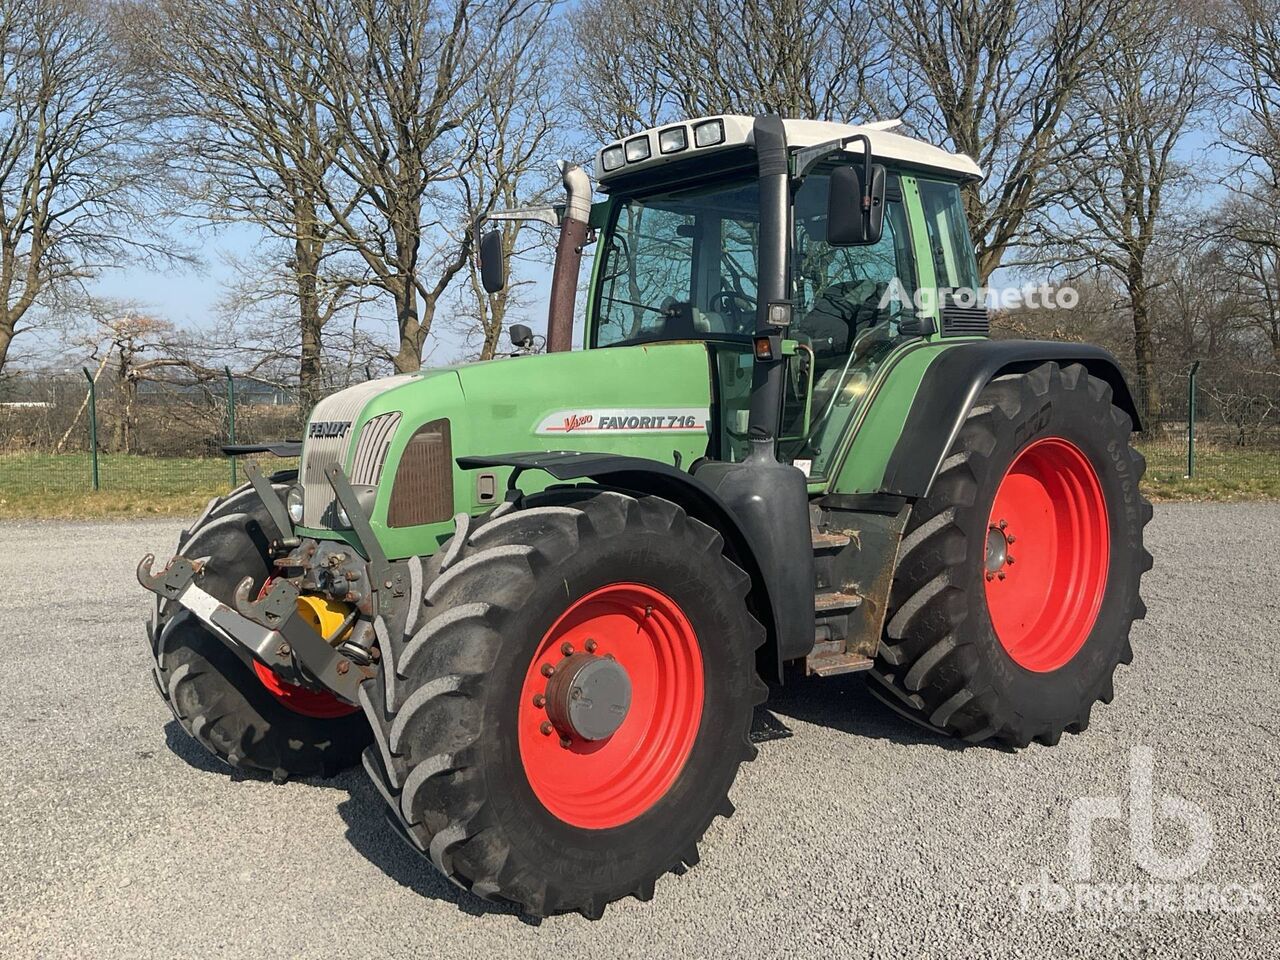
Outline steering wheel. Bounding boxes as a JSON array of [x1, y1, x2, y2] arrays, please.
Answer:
[[710, 290, 755, 332]]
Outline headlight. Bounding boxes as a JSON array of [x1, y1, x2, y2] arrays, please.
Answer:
[[659, 126, 688, 154], [601, 145, 625, 171], [624, 135, 651, 162], [334, 502, 351, 528], [693, 119, 725, 147], [285, 485, 304, 524]]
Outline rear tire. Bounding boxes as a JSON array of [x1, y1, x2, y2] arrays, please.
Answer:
[[148, 475, 370, 781], [869, 362, 1153, 747], [360, 490, 765, 918]]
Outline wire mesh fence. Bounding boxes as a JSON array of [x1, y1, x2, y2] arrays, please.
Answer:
[[2, 357, 1278, 503], [1134, 360, 1280, 496], [0, 369, 309, 499]]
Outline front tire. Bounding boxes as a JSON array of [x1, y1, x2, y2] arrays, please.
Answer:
[[148, 476, 370, 781], [360, 491, 765, 918], [869, 362, 1153, 747]]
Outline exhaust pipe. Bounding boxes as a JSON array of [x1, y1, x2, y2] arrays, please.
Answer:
[[546, 162, 592, 353], [747, 115, 790, 445]]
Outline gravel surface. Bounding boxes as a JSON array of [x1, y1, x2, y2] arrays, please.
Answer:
[[1, 504, 1276, 958]]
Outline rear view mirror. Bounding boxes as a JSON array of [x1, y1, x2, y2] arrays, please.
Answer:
[[509, 323, 534, 350], [828, 163, 886, 246], [479, 228, 506, 293]]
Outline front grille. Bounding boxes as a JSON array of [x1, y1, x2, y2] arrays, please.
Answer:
[[387, 418, 454, 527], [350, 412, 401, 485], [299, 376, 413, 527]]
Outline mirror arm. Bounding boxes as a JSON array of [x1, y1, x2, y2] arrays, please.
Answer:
[[791, 133, 874, 182], [471, 205, 565, 261]]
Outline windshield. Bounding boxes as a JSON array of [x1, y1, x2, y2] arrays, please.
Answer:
[[594, 179, 762, 346]]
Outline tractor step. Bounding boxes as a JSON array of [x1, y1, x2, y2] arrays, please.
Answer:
[[806, 650, 875, 677], [811, 530, 852, 551], [815, 590, 862, 613]]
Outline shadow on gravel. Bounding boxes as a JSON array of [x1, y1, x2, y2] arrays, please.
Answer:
[[162, 719, 261, 780], [334, 775, 543, 924], [758, 671, 968, 751]]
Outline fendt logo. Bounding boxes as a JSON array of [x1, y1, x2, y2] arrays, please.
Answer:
[[308, 420, 351, 439]]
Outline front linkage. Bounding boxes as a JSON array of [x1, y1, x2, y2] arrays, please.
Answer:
[[138, 461, 410, 712]]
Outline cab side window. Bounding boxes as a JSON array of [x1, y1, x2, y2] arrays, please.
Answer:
[[918, 179, 980, 293]]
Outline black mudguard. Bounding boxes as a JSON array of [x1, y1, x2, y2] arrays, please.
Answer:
[[880, 340, 1141, 498], [458, 451, 810, 679]]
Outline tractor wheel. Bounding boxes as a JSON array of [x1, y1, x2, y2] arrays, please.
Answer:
[[869, 362, 1153, 747], [147, 473, 370, 781], [360, 490, 765, 918]]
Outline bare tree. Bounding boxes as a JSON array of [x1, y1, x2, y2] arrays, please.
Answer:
[[307, 0, 555, 373], [571, 0, 893, 141], [444, 21, 566, 360], [880, 0, 1127, 280], [126, 0, 353, 407], [0, 0, 172, 375], [1215, 0, 1280, 362], [1028, 0, 1212, 425]]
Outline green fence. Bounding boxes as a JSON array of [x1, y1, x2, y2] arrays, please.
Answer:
[[2, 359, 1279, 502], [0, 370, 307, 500], [1133, 360, 1280, 497]]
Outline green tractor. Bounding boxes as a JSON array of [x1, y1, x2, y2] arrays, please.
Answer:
[[139, 114, 1152, 918]]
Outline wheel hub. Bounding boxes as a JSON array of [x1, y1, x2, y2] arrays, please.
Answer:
[[544, 652, 632, 741]]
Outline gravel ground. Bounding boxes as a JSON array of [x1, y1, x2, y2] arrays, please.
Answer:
[[0, 503, 1276, 958]]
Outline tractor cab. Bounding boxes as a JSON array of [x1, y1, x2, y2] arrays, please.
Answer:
[[482, 115, 986, 481]]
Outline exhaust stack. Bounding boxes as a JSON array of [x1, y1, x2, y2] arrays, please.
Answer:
[[546, 162, 592, 353]]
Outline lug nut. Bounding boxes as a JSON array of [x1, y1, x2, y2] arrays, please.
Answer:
[[560, 642, 574, 656], [998, 519, 1007, 529], [998, 571, 1007, 580], [540, 721, 553, 736], [532, 693, 546, 708], [985, 571, 994, 581], [559, 736, 572, 749], [1006, 535, 1016, 544], [584, 639, 598, 653], [541, 663, 555, 677], [1006, 555, 1016, 565]]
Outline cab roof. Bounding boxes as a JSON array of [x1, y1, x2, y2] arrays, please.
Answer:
[[594, 115, 984, 186]]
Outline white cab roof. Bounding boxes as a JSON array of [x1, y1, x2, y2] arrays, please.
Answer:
[[594, 114, 983, 184]]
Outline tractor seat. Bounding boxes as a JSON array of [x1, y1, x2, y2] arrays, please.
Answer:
[[797, 280, 890, 360]]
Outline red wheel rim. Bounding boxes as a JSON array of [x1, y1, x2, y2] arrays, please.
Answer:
[[252, 659, 360, 719], [984, 437, 1109, 672], [518, 583, 704, 830], [250, 579, 360, 720]]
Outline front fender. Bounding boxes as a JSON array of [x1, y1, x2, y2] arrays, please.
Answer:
[[458, 451, 803, 681]]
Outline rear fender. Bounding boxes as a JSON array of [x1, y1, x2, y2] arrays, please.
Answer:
[[880, 340, 1140, 498]]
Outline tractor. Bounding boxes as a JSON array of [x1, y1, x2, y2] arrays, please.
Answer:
[[138, 114, 1152, 919]]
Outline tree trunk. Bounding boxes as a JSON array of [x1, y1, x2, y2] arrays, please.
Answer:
[[0, 314, 15, 376], [1127, 259, 1161, 436], [392, 280, 424, 373], [480, 293, 507, 360], [295, 232, 323, 409]]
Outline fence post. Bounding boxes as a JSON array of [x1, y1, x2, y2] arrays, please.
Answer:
[[225, 366, 237, 487], [1186, 360, 1201, 479], [82, 367, 99, 492]]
